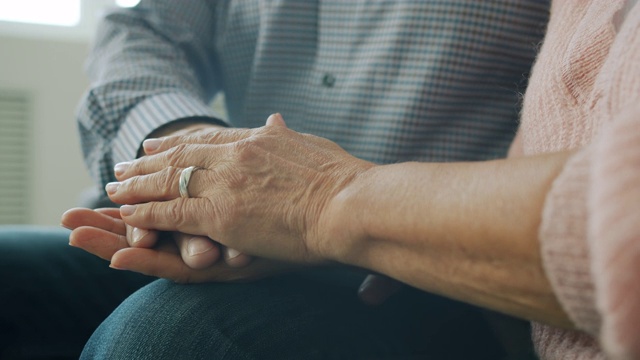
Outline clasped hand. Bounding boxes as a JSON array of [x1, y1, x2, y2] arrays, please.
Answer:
[[63, 114, 402, 303], [107, 113, 372, 263]]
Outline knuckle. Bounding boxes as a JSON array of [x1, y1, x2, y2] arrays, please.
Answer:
[[145, 201, 165, 224], [125, 160, 143, 178], [205, 128, 248, 145], [193, 132, 209, 144], [205, 130, 224, 144], [162, 166, 181, 197], [223, 200, 243, 232], [171, 201, 193, 231], [231, 139, 258, 163], [137, 202, 154, 223], [204, 197, 234, 239], [167, 202, 184, 226], [121, 176, 139, 197], [165, 144, 189, 166], [179, 132, 201, 145], [157, 137, 171, 149]]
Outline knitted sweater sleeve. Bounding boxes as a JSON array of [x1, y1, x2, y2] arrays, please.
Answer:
[[590, 104, 640, 359], [535, 104, 640, 359], [530, 1, 640, 356]]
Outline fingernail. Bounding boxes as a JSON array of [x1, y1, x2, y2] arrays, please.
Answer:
[[226, 248, 241, 260], [267, 113, 282, 122], [109, 263, 126, 270], [131, 227, 148, 244], [114, 162, 131, 176], [120, 205, 136, 216], [266, 113, 285, 127], [143, 138, 162, 153], [358, 277, 373, 293], [188, 237, 214, 256], [105, 182, 120, 195], [357, 277, 384, 306]]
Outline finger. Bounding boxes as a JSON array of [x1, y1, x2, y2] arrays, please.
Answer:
[[107, 166, 185, 204], [223, 247, 253, 268], [358, 274, 404, 306], [265, 113, 287, 127], [61, 207, 125, 235], [152, 123, 226, 142], [69, 207, 160, 248], [173, 232, 222, 269], [124, 223, 159, 248], [111, 247, 199, 283], [114, 143, 208, 181], [111, 248, 294, 283], [119, 199, 215, 239], [69, 226, 129, 261], [93, 207, 123, 218], [142, 127, 255, 155]]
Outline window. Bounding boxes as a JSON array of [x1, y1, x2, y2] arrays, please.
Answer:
[[0, 0, 81, 27], [0, 91, 31, 224], [115, 0, 140, 8]]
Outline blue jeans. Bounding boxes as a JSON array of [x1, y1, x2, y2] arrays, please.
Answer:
[[0, 226, 152, 359], [82, 268, 506, 359]]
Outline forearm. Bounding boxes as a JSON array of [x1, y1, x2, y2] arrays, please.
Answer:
[[324, 151, 575, 328]]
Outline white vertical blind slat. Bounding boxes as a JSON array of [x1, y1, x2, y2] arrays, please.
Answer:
[[0, 91, 30, 224]]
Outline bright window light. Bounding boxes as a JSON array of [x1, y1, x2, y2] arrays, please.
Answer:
[[116, 0, 140, 8], [0, 0, 80, 27]]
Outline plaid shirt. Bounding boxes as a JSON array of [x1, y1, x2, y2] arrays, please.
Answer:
[[78, 0, 549, 188]]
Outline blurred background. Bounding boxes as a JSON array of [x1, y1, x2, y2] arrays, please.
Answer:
[[0, 0, 141, 226]]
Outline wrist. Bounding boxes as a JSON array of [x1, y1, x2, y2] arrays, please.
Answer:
[[316, 165, 376, 264]]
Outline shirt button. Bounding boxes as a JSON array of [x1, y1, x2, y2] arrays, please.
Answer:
[[322, 73, 336, 87]]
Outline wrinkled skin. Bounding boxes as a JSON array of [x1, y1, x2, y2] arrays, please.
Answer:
[[62, 114, 402, 301]]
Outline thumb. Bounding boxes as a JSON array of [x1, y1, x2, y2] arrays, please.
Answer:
[[173, 232, 221, 269], [266, 113, 287, 127]]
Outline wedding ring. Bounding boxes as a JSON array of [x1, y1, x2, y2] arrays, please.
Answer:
[[179, 166, 199, 198]]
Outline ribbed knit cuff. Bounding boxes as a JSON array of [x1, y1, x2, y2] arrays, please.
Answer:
[[590, 105, 640, 359], [539, 146, 600, 334], [532, 322, 604, 360]]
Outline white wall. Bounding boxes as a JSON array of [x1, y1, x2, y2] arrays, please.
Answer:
[[0, 35, 94, 225]]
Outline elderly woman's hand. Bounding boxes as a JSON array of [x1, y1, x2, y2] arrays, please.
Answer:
[[106, 114, 375, 264], [130, 123, 254, 269]]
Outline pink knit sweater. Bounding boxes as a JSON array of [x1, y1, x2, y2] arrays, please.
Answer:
[[511, 0, 640, 358]]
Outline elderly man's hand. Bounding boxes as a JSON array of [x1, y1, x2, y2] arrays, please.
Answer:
[[61, 207, 295, 283]]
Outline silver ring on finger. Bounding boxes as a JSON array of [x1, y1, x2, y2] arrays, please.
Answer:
[[178, 166, 200, 198]]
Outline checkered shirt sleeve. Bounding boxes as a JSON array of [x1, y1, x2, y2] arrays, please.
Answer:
[[77, 0, 550, 189]]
